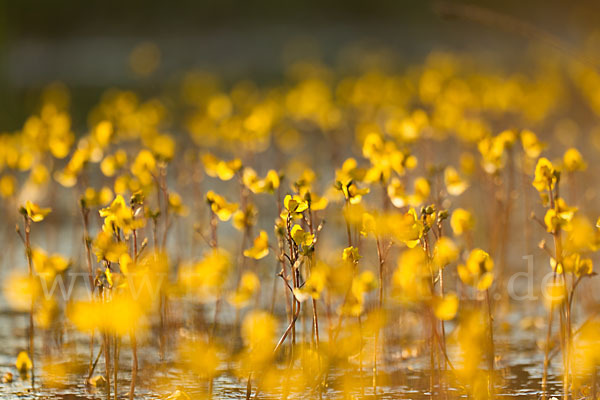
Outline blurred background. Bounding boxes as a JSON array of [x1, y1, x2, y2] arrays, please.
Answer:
[[1, 0, 599, 131]]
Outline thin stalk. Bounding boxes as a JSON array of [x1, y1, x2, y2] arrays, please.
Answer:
[[373, 235, 385, 397], [307, 202, 320, 353], [358, 314, 365, 398], [102, 294, 111, 400], [87, 347, 103, 382], [129, 225, 139, 400], [129, 331, 138, 400], [113, 334, 119, 400], [81, 203, 97, 382], [208, 209, 220, 341], [485, 289, 495, 397], [160, 165, 170, 250], [23, 216, 35, 388], [542, 271, 557, 400]]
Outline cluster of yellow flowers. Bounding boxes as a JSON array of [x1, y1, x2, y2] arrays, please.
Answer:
[[3, 49, 600, 399]]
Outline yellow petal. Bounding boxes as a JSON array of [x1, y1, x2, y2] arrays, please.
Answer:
[[434, 293, 459, 321]]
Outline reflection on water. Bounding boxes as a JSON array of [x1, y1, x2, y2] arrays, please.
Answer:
[[0, 306, 564, 399]]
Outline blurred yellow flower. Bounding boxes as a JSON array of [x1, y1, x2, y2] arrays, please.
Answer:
[[433, 292, 459, 320], [3, 270, 39, 312], [168, 192, 189, 216], [32, 248, 70, 278], [458, 249, 494, 291], [450, 208, 474, 236], [544, 198, 576, 233], [444, 166, 469, 196], [532, 157, 556, 192], [563, 147, 586, 172], [229, 271, 260, 308], [16, 351, 32, 373], [69, 295, 145, 336], [433, 237, 459, 268], [202, 153, 242, 181], [206, 190, 238, 221], [93, 231, 128, 262], [520, 129, 545, 158], [243, 230, 269, 260], [0, 174, 17, 198]]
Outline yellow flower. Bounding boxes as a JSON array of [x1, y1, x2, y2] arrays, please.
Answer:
[[362, 132, 415, 183], [228, 272, 261, 308], [92, 120, 113, 147], [335, 158, 366, 184], [520, 129, 545, 158], [360, 212, 377, 237], [406, 177, 430, 207], [343, 270, 377, 316], [242, 168, 259, 191], [563, 148, 586, 172], [23, 201, 51, 222], [206, 191, 238, 221], [309, 191, 328, 211], [260, 170, 281, 193], [283, 194, 308, 214], [444, 166, 469, 196], [389, 209, 423, 248], [104, 267, 113, 288], [532, 157, 556, 193], [576, 257, 593, 277], [68, 296, 144, 336], [99, 195, 145, 236], [93, 231, 128, 263], [293, 262, 329, 301], [478, 135, 506, 174], [387, 178, 406, 208], [458, 249, 494, 291], [54, 146, 93, 187], [168, 192, 189, 217], [459, 152, 476, 176], [16, 351, 32, 373], [544, 198, 576, 233], [556, 253, 593, 277], [336, 179, 369, 205], [178, 249, 232, 300], [545, 281, 566, 308], [393, 247, 431, 302], [202, 153, 242, 181], [178, 340, 221, 380], [243, 230, 269, 260], [29, 164, 49, 186], [82, 186, 113, 208], [241, 311, 276, 365], [130, 149, 156, 187], [450, 208, 474, 236], [232, 204, 257, 231], [3, 270, 40, 312], [433, 292, 459, 320], [291, 225, 314, 248], [0, 174, 17, 198], [32, 248, 70, 278], [151, 134, 175, 161], [100, 150, 127, 177], [244, 168, 280, 194], [342, 246, 361, 264], [564, 216, 599, 253], [433, 237, 459, 268]]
